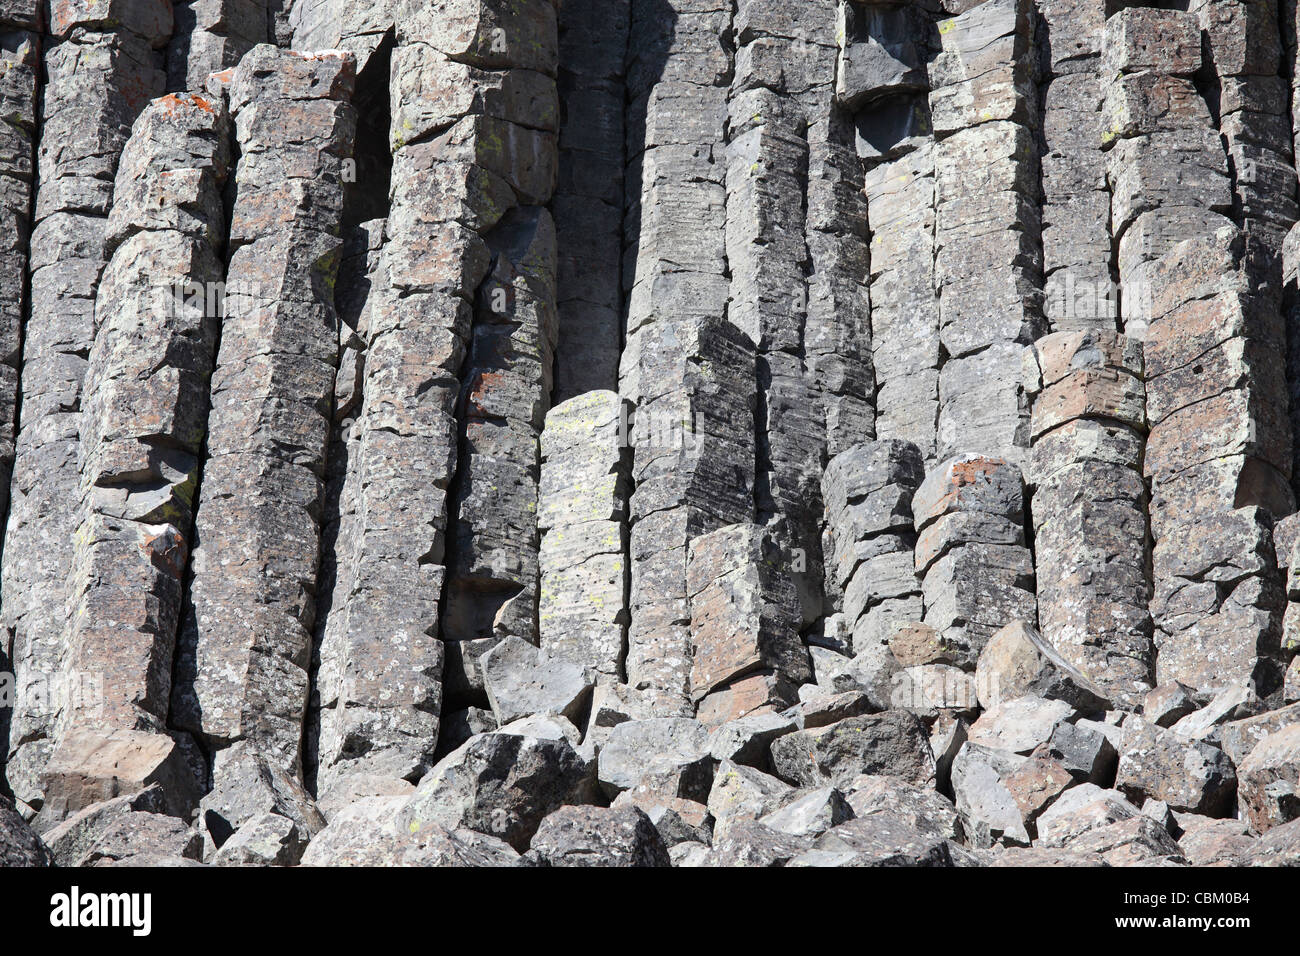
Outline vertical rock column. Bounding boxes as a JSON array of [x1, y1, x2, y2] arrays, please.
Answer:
[[175, 47, 355, 780], [552, 0, 629, 402], [1100, 6, 1233, 336], [804, 1, 874, 463], [1144, 227, 1292, 696], [442, 205, 559, 701], [726, 13, 824, 627], [930, 0, 1045, 469], [538, 390, 630, 681], [687, 522, 812, 727], [620, 0, 756, 715], [0, 14, 38, 541], [840, 0, 934, 460], [315, 0, 558, 787], [1190, 0, 1297, 298], [1024, 329, 1152, 707], [168, 0, 269, 91], [821, 439, 925, 654], [912, 454, 1038, 670], [52, 91, 229, 770], [1036, 0, 1115, 332], [1, 4, 170, 806]]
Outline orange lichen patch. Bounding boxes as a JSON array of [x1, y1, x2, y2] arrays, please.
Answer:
[[155, 92, 215, 116], [209, 67, 236, 84], [467, 370, 505, 417], [948, 456, 1003, 489]]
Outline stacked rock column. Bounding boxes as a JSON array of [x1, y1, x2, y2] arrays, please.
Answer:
[[1100, 7, 1233, 336], [48, 92, 231, 792], [842, 1, 937, 461], [1, 2, 171, 806], [537, 390, 631, 680], [552, 0, 630, 402], [314, 0, 559, 789], [930, 0, 1046, 470], [1035, 0, 1116, 332], [1025, 330, 1152, 707], [821, 439, 926, 655], [726, 3, 826, 629], [912, 454, 1038, 671], [174, 47, 355, 781], [1144, 227, 1292, 696], [620, 0, 757, 716]]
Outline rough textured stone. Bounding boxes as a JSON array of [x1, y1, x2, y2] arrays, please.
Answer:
[[769, 711, 936, 789], [526, 804, 670, 867], [400, 731, 594, 852], [1237, 723, 1300, 833], [1115, 716, 1237, 816]]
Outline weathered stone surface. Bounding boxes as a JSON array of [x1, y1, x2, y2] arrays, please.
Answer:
[[400, 731, 594, 852], [3, 23, 167, 807], [37, 729, 200, 829], [538, 390, 630, 679], [1237, 723, 1300, 833], [687, 522, 811, 702], [526, 805, 670, 867], [301, 800, 522, 867], [213, 812, 306, 867], [769, 711, 936, 789], [914, 455, 1037, 667], [175, 46, 356, 782], [967, 696, 1075, 757], [597, 717, 712, 799], [0, 797, 51, 866], [199, 744, 326, 854], [1115, 717, 1237, 816], [976, 621, 1111, 712], [481, 636, 594, 727], [1025, 329, 1152, 706], [788, 814, 960, 867]]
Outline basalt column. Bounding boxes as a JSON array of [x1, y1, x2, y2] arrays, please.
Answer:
[[315, 0, 559, 787], [1144, 227, 1292, 697], [47, 91, 230, 800], [552, 0, 630, 402], [620, 0, 757, 716], [174, 47, 355, 781], [930, 0, 1045, 470], [1, 3, 170, 807], [1035, 0, 1115, 332], [1100, 7, 1233, 336], [842, 1, 936, 461], [1025, 329, 1152, 707], [727, 4, 825, 629]]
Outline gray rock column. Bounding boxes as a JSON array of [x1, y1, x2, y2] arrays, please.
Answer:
[[174, 46, 355, 779], [1144, 228, 1291, 696], [821, 439, 925, 655], [1100, 6, 1233, 336], [538, 389, 630, 681], [0, 20, 37, 554], [1025, 329, 1152, 707], [60, 90, 230, 750], [552, 0, 629, 402], [913, 453, 1038, 670], [315, 0, 559, 788], [1036, 0, 1116, 332], [930, 0, 1045, 469], [1, 8, 170, 806], [619, 0, 755, 715]]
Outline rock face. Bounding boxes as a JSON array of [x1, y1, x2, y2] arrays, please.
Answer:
[[2, 0, 1300, 869]]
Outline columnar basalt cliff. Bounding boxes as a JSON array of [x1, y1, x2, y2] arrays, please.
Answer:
[[4, 0, 1300, 868]]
